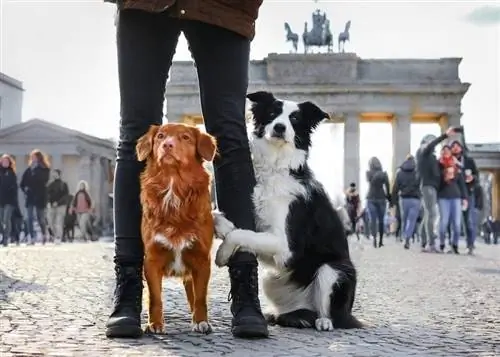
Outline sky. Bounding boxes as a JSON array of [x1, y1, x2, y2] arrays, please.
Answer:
[[1, 1, 499, 195]]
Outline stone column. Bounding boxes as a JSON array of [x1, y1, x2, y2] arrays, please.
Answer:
[[440, 112, 464, 146], [392, 113, 412, 177], [440, 112, 462, 133], [343, 112, 360, 188]]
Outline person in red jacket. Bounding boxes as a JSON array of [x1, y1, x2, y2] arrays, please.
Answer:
[[104, 0, 268, 339]]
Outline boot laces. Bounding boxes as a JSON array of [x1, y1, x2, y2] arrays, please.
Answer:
[[113, 265, 142, 312], [227, 265, 261, 311]]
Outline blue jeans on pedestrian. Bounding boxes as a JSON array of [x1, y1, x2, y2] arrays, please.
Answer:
[[438, 198, 462, 246], [26, 205, 47, 241], [465, 194, 477, 248], [367, 199, 386, 238], [401, 198, 420, 241]]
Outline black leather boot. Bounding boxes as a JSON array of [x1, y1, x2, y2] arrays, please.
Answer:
[[228, 260, 269, 338], [105, 264, 143, 338]]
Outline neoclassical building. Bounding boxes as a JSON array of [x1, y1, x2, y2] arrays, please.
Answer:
[[165, 53, 500, 219], [0, 119, 115, 226], [0, 72, 24, 129]]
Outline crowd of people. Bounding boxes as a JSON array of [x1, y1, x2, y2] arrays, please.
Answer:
[[345, 126, 499, 255], [0, 149, 95, 246]]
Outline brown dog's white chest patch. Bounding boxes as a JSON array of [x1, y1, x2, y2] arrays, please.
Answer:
[[153, 233, 195, 275]]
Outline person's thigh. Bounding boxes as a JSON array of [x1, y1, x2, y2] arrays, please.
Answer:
[[184, 22, 255, 231], [450, 199, 462, 233], [376, 200, 386, 225], [0, 207, 5, 230], [438, 199, 451, 232], [114, 10, 181, 244]]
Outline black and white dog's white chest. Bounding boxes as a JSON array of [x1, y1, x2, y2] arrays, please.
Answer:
[[251, 168, 306, 267]]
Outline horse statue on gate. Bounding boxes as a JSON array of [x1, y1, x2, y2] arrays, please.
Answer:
[[338, 20, 351, 53], [284, 22, 299, 53], [302, 9, 333, 53]]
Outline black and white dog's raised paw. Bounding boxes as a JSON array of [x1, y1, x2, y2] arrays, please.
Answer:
[[212, 210, 236, 240]]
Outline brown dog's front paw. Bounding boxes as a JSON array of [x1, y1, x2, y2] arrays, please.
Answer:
[[191, 321, 212, 334], [144, 322, 166, 335]]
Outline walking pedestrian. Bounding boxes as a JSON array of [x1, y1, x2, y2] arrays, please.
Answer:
[[345, 182, 361, 240], [391, 154, 421, 249], [20, 150, 50, 245], [71, 180, 93, 242], [366, 157, 391, 248], [0, 154, 18, 246], [47, 169, 70, 241]]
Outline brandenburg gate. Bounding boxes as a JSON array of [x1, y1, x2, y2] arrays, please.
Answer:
[[165, 53, 469, 186]]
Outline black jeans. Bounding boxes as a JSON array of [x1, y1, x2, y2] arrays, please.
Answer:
[[114, 10, 256, 264]]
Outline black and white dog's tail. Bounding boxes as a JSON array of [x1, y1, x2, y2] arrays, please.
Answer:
[[328, 262, 364, 329]]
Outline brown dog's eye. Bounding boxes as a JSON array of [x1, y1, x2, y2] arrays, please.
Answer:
[[181, 134, 190, 141], [157, 133, 164, 139]]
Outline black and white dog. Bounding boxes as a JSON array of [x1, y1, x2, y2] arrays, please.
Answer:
[[214, 91, 363, 331]]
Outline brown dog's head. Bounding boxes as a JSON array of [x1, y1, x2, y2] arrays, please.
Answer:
[[136, 123, 217, 167]]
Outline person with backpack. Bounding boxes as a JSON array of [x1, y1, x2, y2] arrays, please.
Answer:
[[391, 154, 421, 250]]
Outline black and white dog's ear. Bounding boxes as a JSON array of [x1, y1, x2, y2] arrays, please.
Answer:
[[246, 91, 276, 105], [299, 101, 330, 127]]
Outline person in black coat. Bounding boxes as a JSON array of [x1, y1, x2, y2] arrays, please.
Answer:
[[0, 154, 19, 246], [20, 149, 50, 245], [391, 155, 421, 249], [366, 156, 391, 248], [450, 139, 479, 254]]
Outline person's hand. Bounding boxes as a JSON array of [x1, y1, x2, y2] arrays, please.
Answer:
[[445, 127, 458, 136], [462, 199, 468, 211], [465, 175, 473, 183], [52, 202, 57, 208]]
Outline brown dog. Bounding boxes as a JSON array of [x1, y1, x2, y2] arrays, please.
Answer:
[[136, 123, 217, 334]]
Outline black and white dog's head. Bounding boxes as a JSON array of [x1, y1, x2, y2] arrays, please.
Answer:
[[247, 91, 329, 169]]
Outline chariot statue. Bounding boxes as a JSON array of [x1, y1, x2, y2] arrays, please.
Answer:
[[302, 9, 333, 53]]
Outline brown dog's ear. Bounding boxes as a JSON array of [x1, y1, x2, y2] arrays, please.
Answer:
[[136, 125, 160, 162], [197, 132, 217, 162]]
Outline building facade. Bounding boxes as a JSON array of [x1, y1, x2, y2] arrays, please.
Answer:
[[0, 119, 115, 226], [165, 52, 500, 219], [0, 72, 24, 129]]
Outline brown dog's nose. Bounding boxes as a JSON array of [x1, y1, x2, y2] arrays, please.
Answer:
[[163, 137, 175, 150]]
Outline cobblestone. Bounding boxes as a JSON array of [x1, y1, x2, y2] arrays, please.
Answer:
[[0, 238, 499, 356]]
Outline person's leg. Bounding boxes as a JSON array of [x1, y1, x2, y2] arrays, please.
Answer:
[[3, 205, 14, 246], [55, 206, 66, 240], [47, 206, 56, 240], [106, 9, 181, 339], [0, 206, 6, 246], [366, 200, 377, 247], [466, 195, 477, 250], [438, 199, 451, 250], [422, 186, 438, 250], [450, 199, 462, 253], [35, 208, 47, 243], [404, 199, 420, 247], [26, 205, 36, 244], [376, 200, 385, 247], [183, 20, 268, 338]]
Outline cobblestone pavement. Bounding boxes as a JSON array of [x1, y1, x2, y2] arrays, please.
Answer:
[[1, 238, 499, 357]]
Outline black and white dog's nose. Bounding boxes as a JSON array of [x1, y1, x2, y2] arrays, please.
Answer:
[[273, 123, 286, 135]]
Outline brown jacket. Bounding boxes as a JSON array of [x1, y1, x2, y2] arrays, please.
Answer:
[[107, 0, 263, 40]]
